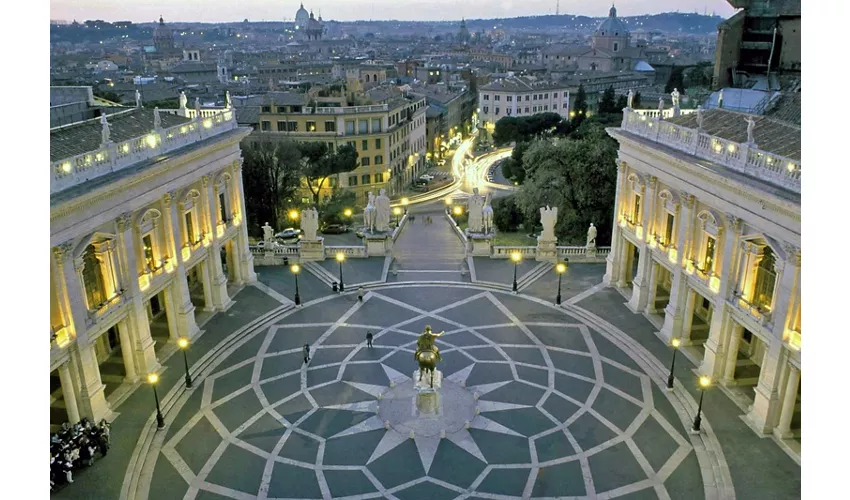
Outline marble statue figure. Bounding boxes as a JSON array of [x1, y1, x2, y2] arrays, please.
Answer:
[[100, 115, 111, 145], [717, 89, 724, 109], [262, 222, 274, 244], [363, 192, 377, 234], [657, 97, 664, 114], [153, 107, 162, 130], [468, 187, 485, 233], [135, 90, 142, 108], [744, 116, 756, 145], [179, 91, 188, 109], [696, 105, 704, 130], [301, 208, 319, 241], [671, 88, 680, 108], [194, 97, 201, 117], [587, 223, 597, 247], [540, 206, 558, 240], [375, 188, 391, 232], [627, 89, 634, 109], [482, 193, 494, 234], [225, 90, 232, 109]]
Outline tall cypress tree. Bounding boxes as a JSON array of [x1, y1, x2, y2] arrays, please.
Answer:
[[573, 84, 588, 126]]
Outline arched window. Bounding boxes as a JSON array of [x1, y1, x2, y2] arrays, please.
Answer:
[[753, 246, 777, 310], [82, 244, 106, 310]]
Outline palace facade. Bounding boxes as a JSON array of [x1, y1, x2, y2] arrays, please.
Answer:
[[50, 89, 256, 427], [604, 107, 801, 442]]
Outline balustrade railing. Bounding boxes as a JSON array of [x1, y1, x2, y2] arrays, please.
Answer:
[[620, 108, 800, 193], [325, 246, 367, 258], [51, 108, 237, 195], [492, 246, 537, 258]]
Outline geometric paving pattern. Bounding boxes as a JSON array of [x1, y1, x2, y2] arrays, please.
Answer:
[[150, 287, 701, 500]]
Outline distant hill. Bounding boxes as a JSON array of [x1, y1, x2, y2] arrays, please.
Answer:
[[463, 13, 723, 34]]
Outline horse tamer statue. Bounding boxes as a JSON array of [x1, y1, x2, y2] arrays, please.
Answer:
[[414, 325, 444, 388]]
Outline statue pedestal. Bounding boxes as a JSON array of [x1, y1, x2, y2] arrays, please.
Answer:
[[299, 238, 324, 262], [365, 233, 392, 257], [536, 236, 558, 263], [466, 232, 494, 256], [413, 369, 443, 392], [586, 244, 597, 259]]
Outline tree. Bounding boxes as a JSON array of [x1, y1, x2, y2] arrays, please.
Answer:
[[572, 84, 588, 127], [320, 190, 357, 226], [665, 66, 685, 93], [493, 113, 564, 146], [684, 61, 713, 89], [241, 140, 302, 235], [598, 86, 617, 114], [514, 122, 618, 245], [633, 91, 642, 109], [615, 95, 628, 111], [300, 143, 359, 206], [93, 90, 121, 103], [492, 195, 524, 232], [492, 116, 520, 146]]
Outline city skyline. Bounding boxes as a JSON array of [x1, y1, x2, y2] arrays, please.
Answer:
[[50, 0, 737, 24]]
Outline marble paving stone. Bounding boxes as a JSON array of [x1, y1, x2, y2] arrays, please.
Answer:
[[568, 412, 618, 452], [531, 460, 587, 497], [516, 364, 550, 387], [601, 362, 645, 401], [547, 349, 597, 379], [209, 333, 266, 375], [664, 448, 704, 500], [236, 412, 289, 454], [212, 389, 264, 433], [428, 439, 488, 488], [503, 346, 547, 367], [554, 372, 595, 404], [527, 324, 591, 352], [616, 487, 662, 499], [305, 365, 340, 388], [631, 415, 681, 473], [277, 431, 320, 464], [260, 373, 302, 407], [322, 429, 387, 466], [272, 393, 313, 421], [297, 409, 372, 439], [587, 441, 648, 493], [322, 469, 378, 497], [464, 346, 507, 361], [375, 330, 418, 347], [439, 297, 510, 327], [592, 387, 643, 433], [340, 363, 394, 386], [267, 462, 323, 499], [476, 468, 532, 496], [393, 480, 460, 500], [149, 449, 188, 499], [259, 352, 304, 381], [437, 351, 475, 378], [165, 384, 205, 441], [465, 362, 515, 387], [345, 298, 422, 327], [534, 429, 578, 463], [650, 384, 688, 442], [475, 325, 537, 345], [467, 428, 531, 464], [441, 330, 488, 347], [194, 489, 237, 500], [310, 346, 355, 365], [379, 286, 478, 311], [586, 329, 643, 371], [402, 317, 458, 337], [308, 381, 375, 407], [481, 381, 546, 407], [540, 393, 581, 423], [266, 326, 329, 353], [380, 349, 419, 377], [493, 293, 567, 321], [211, 364, 254, 403], [324, 325, 375, 345], [480, 407, 554, 437], [206, 443, 266, 495], [367, 439, 426, 489]]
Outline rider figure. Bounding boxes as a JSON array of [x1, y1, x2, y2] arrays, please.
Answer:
[[414, 325, 444, 362]]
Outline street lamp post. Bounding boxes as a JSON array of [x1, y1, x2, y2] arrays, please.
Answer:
[[393, 207, 402, 226], [177, 337, 193, 389], [336, 252, 345, 292], [691, 376, 711, 432], [511, 252, 521, 292], [667, 338, 681, 390], [555, 261, 567, 305], [288, 209, 299, 222], [452, 205, 462, 223], [401, 197, 409, 214], [445, 197, 452, 214], [291, 264, 301, 306], [147, 373, 165, 429]]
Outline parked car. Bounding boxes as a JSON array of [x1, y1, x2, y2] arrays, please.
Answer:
[[321, 224, 348, 234], [275, 228, 301, 240], [355, 228, 365, 238], [413, 185, 429, 193], [419, 174, 435, 182]]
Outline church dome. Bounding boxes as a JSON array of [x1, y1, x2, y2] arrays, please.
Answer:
[[295, 3, 310, 27], [594, 6, 629, 37]]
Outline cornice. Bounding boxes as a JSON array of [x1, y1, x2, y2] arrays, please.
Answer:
[[50, 130, 247, 223], [611, 130, 801, 223]]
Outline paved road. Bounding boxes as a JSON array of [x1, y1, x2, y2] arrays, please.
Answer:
[[393, 208, 466, 271]]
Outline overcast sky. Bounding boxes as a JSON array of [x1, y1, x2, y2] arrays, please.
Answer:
[[51, 0, 737, 23]]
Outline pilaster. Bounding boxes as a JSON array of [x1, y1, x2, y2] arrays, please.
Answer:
[[659, 192, 694, 341], [70, 341, 112, 423], [626, 180, 650, 312], [604, 161, 628, 286], [206, 178, 233, 311], [774, 365, 800, 439], [233, 159, 257, 283], [57, 362, 81, 424], [163, 191, 200, 341]]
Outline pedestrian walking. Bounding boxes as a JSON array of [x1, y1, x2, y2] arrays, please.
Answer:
[[303, 343, 311, 364], [358, 287, 364, 302], [366, 331, 373, 348]]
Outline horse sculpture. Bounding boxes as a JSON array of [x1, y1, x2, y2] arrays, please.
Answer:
[[414, 325, 444, 388]]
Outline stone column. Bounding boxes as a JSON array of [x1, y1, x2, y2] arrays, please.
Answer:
[[70, 341, 113, 423], [643, 262, 659, 314], [701, 215, 742, 378], [232, 160, 257, 283], [604, 161, 628, 286], [53, 243, 89, 341], [681, 289, 697, 343], [721, 322, 742, 385], [162, 286, 180, 342], [116, 213, 160, 377], [199, 259, 215, 312], [116, 318, 138, 382], [774, 365, 800, 439], [163, 192, 201, 341], [659, 192, 695, 342], [627, 180, 651, 313], [57, 362, 81, 424], [203, 175, 233, 310], [745, 244, 801, 434]]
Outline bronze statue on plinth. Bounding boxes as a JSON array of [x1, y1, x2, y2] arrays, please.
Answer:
[[414, 325, 444, 388]]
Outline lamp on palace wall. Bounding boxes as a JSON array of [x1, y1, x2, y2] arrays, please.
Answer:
[[139, 274, 151, 292], [216, 222, 226, 238], [668, 247, 678, 264], [685, 260, 696, 275], [708, 276, 721, 294], [635, 225, 644, 240], [649, 234, 658, 249], [202, 233, 212, 248], [163, 256, 174, 274], [181, 246, 192, 262]]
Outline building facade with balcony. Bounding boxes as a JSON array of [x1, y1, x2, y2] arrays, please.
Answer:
[[604, 106, 801, 444], [50, 94, 256, 428], [252, 95, 428, 203], [478, 76, 571, 131]]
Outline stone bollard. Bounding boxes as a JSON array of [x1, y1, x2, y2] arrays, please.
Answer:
[[410, 430, 415, 439], [377, 393, 382, 400], [440, 429, 446, 439], [465, 420, 471, 429], [475, 407, 480, 415], [473, 392, 479, 400], [376, 405, 380, 413], [390, 381, 396, 388], [384, 420, 390, 430]]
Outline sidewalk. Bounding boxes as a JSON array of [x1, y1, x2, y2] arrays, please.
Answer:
[[52, 286, 284, 500]]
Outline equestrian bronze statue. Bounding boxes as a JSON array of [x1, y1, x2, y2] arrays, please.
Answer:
[[414, 325, 444, 388]]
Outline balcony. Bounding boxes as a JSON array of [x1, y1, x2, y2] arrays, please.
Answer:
[[51, 109, 237, 195], [620, 108, 800, 194], [87, 291, 125, 325]]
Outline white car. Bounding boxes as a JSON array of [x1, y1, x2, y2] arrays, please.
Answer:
[[419, 174, 435, 182], [275, 228, 301, 240]]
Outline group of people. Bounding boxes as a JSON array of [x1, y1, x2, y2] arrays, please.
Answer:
[[408, 215, 435, 224], [50, 418, 111, 490], [302, 330, 375, 364]]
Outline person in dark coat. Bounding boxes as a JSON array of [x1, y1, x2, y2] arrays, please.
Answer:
[[303, 343, 310, 364], [366, 331, 373, 348]]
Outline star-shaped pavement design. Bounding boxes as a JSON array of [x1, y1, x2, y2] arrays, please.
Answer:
[[154, 286, 700, 499]]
